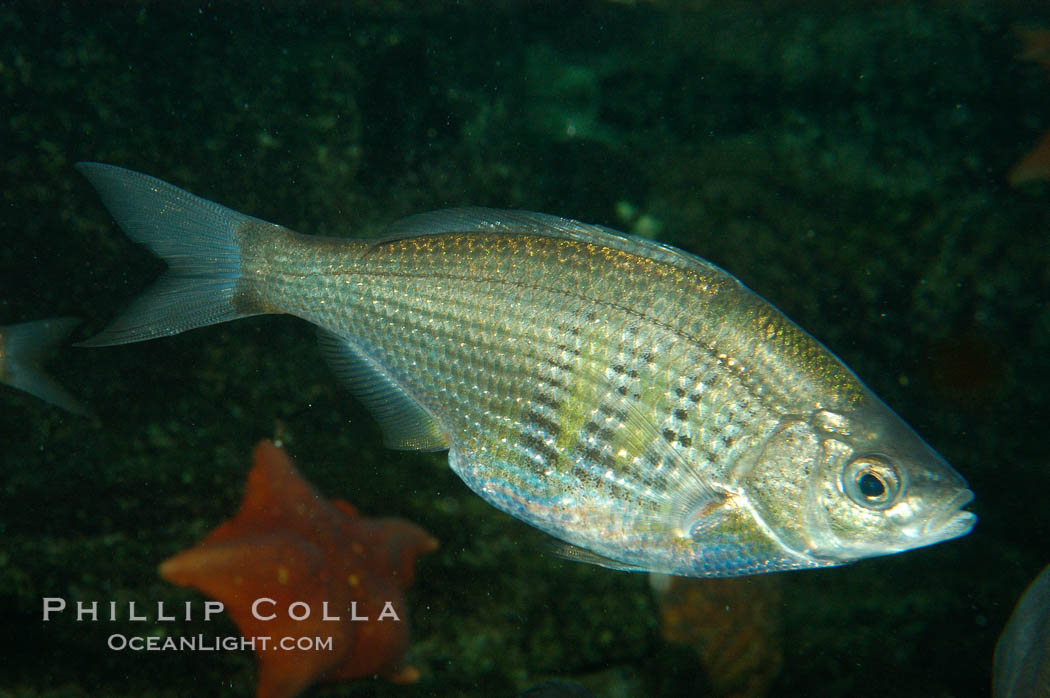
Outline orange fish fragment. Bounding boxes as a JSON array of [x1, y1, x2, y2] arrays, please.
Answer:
[[653, 574, 783, 698], [159, 441, 438, 698], [1015, 25, 1050, 70], [1009, 130, 1050, 186], [1010, 26, 1050, 185]]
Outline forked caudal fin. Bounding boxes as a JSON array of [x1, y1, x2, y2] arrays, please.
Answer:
[[0, 317, 88, 415], [76, 163, 268, 347]]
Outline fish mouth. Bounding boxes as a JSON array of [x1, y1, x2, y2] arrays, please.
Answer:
[[922, 488, 977, 542]]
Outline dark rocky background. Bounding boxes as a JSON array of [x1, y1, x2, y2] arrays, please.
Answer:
[[1, 1, 1048, 696]]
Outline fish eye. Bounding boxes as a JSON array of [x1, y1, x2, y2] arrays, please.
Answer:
[[843, 454, 901, 509], [858, 472, 885, 497]]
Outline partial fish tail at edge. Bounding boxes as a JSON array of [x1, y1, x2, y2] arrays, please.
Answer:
[[1, 317, 88, 415]]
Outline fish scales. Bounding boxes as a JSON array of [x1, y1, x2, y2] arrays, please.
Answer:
[[254, 228, 839, 426], [240, 229, 856, 566], [254, 231, 787, 462], [76, 163, 976, 577]]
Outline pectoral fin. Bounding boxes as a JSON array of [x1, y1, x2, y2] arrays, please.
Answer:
[[570, 360, 731, 536]]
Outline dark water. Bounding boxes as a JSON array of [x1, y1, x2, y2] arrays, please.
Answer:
[[1, 2, 1048, 696]]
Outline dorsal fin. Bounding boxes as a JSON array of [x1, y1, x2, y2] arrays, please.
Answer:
[[381, 207, 743, 287], [316, 329, 449, 452]]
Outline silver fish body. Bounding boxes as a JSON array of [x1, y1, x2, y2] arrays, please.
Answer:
[[995, 564, 1050, 698], [77, 163, 975, 577]]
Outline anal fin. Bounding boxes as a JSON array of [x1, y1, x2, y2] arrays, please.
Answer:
[[548, 541, 649, 572], [317, 329, 448, 452]]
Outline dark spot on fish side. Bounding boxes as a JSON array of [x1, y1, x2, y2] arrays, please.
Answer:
[[543, 374, 568, 391], [643, 450, 669, 472], [556, 342, 581, 356], [674, 408, 689, 421], [544, 356, 572, 372], [582, 420, 616, 442], [580, 445, 612, 470], [699, 444, 719, 463], [520, 432, 560, 472], [534, 392, 563, 412], [678, 434, 693, 448], [524, 409, 562, 439], [662, 428, 677, 443]]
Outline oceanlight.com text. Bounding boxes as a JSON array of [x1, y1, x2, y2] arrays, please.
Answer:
[[107, 633, 334, 652]]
